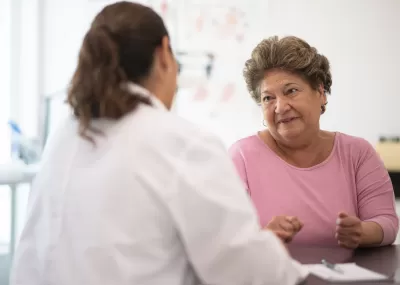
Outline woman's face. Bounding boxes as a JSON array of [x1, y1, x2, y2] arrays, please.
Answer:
[[260, 69, 326, 143]]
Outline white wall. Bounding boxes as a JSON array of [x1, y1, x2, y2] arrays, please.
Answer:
[[266, 0, 400, 143], [19, 0, 41, 138], [0, 0, 12, 163], [38, 0, 400, 145], [0, 0, 11, 123], [0, 0, 43, 140], [0, 0, 12, 246], [43, 0, 89, 96]]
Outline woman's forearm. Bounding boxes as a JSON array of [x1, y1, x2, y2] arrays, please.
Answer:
[[360, 221, 384, 247]]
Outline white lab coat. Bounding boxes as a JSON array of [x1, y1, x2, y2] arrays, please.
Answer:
[[10, 84, 308, 285]]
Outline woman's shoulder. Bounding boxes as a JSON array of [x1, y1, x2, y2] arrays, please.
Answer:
[[229, 134, 262, 153], [228, 134, 269, 163], [337, 132, 373, 149], [335, 132, 376, 160]]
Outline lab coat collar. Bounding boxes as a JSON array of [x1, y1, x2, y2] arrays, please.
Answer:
[[124, 82, 168, 112]]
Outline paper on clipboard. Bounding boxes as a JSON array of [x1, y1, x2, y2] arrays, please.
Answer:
[[304, 262, 390, 282]]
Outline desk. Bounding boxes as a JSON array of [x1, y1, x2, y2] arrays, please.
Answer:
[[0, 163, 38, 257], [289, 245, 400, 284], [389, 171, 400, 198]]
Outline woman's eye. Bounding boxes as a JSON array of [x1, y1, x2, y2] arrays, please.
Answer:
[[263, 96, 273, 102], [287, 88, 298, 94]]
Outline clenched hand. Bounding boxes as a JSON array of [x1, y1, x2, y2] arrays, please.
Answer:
[[265, 216, 303, 243], [335, 212, 363, 249]]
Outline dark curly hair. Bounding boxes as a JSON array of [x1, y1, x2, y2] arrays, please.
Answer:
[[67, 1, 169, 142], [243, 36, 332, 104]]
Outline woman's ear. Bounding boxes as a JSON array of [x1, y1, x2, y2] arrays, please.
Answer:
[[157, 36, 172, 71], [318, 84, 327, 104], [317, 84, 324, 96]]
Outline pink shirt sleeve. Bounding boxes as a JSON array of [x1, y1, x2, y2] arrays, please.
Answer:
[[355, 140, 399, 245], [228, 143, 250, 194]]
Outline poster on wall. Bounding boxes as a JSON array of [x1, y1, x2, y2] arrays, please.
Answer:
[[172, 0, 266, 146], [147, 0, 179, 49], [177, 0, 255, 57]]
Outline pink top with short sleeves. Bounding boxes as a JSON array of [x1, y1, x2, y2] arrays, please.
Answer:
[[229, 132, 399, 246]]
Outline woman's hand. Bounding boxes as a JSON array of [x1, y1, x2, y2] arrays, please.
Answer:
[[335, 212, 363, 249], [265, 216, 303, 243]]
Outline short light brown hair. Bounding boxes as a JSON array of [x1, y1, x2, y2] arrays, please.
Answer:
[[243, 36, 332, 104]]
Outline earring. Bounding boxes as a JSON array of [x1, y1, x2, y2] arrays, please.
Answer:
[[263, 119, 267, 127], [321, 102, 328, 114]]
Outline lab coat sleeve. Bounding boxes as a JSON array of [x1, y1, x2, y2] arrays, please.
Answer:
[[166, 133, 308, 285]]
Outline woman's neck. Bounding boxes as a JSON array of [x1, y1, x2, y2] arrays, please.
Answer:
[[263, 130, 336, 168]]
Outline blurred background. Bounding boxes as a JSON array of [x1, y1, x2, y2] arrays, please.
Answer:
[[1, 0, 400, 283]]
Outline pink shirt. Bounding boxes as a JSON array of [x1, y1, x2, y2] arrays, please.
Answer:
[[229, 132, 399, 246]]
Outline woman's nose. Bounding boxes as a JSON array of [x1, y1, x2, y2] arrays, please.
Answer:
[[275, 97, 291, 114]]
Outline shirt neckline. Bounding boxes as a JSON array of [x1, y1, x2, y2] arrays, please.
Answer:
[[254, 132, 340, 171]]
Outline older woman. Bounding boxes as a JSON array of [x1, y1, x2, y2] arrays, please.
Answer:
[[229, 36, 399, 249]]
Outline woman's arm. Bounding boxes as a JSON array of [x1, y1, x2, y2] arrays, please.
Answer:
[[356, 140, 399, 246], [360, 221, 384, 246], [228, 143, 250, 193]]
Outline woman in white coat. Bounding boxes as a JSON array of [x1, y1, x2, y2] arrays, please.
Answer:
[[10, 2, 307, 285]]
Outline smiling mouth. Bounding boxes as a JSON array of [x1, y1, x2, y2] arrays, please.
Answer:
[[278, 117, 299, 124]]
